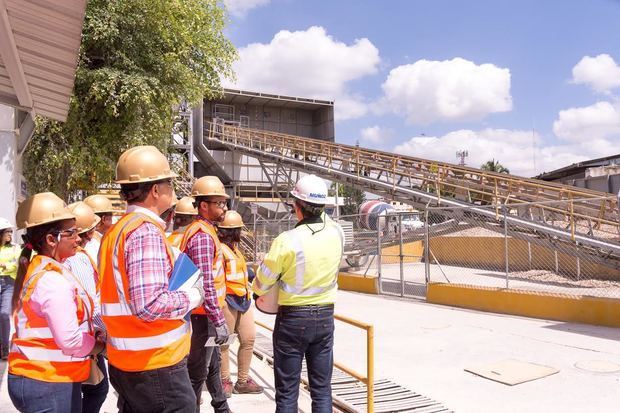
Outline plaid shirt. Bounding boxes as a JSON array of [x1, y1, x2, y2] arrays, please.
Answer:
[[124, 206, 190, 322], [64, 250, 105, 333], [184, 216, 225, 326]]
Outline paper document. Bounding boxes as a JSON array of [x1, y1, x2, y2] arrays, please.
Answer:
[[205, 333, 238, 347]]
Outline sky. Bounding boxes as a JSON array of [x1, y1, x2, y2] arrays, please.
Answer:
[[221, 0, 620, 177]]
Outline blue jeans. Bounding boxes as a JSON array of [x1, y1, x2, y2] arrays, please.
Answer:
[[8, 374, 82, 412], [273, 305, 335, 413], [81, 354, 109, 413], [108, 358, 196, 413], [0, 276, 14, 353]]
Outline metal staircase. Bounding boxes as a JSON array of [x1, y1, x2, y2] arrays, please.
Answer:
[[202, 122, 620, 271]]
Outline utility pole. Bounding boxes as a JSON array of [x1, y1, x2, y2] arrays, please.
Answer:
[[456, 150, 468, 166]]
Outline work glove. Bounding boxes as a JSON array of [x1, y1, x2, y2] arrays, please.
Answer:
[[214, 323, 230, 345]]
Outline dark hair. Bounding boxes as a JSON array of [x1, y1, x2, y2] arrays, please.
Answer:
[[294, 199, 324, 219], [1, 229, 11, 247], [217, 227, 241, 248], [12, 220, 65, 310], [174, 214, 194, 230], [119, 181, 157, 203]]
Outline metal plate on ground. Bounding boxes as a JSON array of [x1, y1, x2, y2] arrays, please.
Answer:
[[575, 360, 620, 373], [465, 359, 559, 386]]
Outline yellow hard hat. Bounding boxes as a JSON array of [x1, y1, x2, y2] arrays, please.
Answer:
[[115, 145, 178, 184], [175, 196, 198, 216], [84, 194, 116, 214], [191, 176, 230, 199], [68, 202, 101, 234], [218, 211, 243, 228], [16, 192, 75, 230]]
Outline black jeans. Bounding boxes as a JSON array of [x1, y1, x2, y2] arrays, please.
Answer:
[[273, 305, 335, 413], [108, 358, 195, 413], [187, 315, 229, 413], [81, 354, 109, 413]]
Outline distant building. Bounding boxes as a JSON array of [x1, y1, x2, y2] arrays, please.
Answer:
[[535, 154, 620, 194]]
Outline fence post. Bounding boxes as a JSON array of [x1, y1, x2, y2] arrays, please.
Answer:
[[252, 206, 258, 263], [503, 206, 509, 289], [398, 213, 404, 297], [377, 222, 382, 292], [424, 209, 430, 284]]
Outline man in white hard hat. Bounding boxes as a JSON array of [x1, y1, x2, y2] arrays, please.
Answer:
[[252, 174, 344, 412]]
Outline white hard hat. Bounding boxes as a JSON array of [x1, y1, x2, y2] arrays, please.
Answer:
[[290, 174, 328, 205], [0, 218, 13, 231]]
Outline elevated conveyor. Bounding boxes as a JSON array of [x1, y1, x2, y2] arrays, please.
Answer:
[[202, 122, 620, 270]]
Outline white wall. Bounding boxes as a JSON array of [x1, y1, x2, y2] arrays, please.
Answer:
[[0, 104, 19, 230]]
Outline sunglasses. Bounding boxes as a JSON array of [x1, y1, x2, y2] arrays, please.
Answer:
[[53, 228, 79, 239]]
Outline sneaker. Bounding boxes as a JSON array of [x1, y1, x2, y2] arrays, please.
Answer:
[[233, 377, 263, 394], [222, 378, 233, 398]]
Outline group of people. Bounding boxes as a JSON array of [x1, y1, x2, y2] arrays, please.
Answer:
[[1, 144, 345, 413]]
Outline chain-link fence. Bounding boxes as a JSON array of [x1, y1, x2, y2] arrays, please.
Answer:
[[245, 197, 620, 300]]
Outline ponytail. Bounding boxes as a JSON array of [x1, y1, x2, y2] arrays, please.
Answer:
[[12, 245, 33, 310]]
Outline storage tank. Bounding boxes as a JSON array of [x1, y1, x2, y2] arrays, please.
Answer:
[[359, 200, 395, 230]]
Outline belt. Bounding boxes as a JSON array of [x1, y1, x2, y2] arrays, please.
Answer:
[[279, 304, 334, 313]]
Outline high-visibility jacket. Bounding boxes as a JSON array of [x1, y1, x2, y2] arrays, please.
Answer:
[[253, 214, 344, 306], [9, 255, 94, 383], [100, 212, 191, 372], [167, 231, 184, 249], [180, 219, 226, 310], [0, 243, 20, 279], [221, 244, 250, 298]]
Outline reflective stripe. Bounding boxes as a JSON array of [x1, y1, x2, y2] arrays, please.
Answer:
[[11, 344, 88, 362], [258, 262, 279, 280], [101, 302, 133, 317], [110, 214, 143, 307], [253, 277, 271, 293], [278, 279, 337, 296], [108, 322, 189, 351], [286, 231, 306, 292]]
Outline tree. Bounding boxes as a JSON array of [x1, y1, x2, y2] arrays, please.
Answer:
[[481, 159, 510, 174], [24, 0, 237, 199], [330, 183, 366, 216]]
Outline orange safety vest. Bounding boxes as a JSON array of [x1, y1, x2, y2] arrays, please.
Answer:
[[99, 212, 191, 372], [9, 255, 94, 383], [167, 231, 184, 249], [221, 244, 250, 298], [180, 219, 226, 311]]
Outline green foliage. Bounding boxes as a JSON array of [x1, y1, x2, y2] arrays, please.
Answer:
[[480, 159, 510, 174], [330, 183, 366, 216], [24, 0, 236, 199]]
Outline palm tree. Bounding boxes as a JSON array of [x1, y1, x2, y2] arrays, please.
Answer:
[[481, 159, 510, 174]]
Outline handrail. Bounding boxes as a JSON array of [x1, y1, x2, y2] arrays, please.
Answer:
[[255, 314, 375, 413]]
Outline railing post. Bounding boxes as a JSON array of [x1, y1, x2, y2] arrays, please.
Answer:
[[398, 213, 404, 297], [377, 223, 382, 291], [367, 325, 374, 413], [424, 209, 430, 284], [503, 205, 509, 288]]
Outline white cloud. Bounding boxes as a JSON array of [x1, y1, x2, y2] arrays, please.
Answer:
[[360, 126, 393, 144], [380, 58, 512, 124], [553, 101, 620, 141], [392, 128, 620, 177], [571, 54, 620, 93], [224, 0, 270, 17], [224, 26, 380, 120]]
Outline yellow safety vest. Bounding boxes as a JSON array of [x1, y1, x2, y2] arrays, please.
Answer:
[[252, 214, 344, 306]]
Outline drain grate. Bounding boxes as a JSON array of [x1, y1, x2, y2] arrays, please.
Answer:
[[253, 331, 452, 413]]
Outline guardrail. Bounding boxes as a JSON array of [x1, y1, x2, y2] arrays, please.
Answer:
[[255, 313, 375, 413]]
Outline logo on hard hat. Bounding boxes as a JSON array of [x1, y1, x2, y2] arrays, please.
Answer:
[[309, 193, 326, 199]]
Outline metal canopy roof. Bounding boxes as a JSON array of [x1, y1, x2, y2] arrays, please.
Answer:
[[219, 88, 334, 111], [0, 0, 86, 122]]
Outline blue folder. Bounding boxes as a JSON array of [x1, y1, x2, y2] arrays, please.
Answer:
[[169, 252, 202, 320]]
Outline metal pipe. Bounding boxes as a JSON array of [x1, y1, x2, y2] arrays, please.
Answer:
[[504, 206, 509, 289], [367, 324, 374, 413], [377, 222, 382, 289], [424, 210, 430, 284], [399, 213, 404, 297]]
